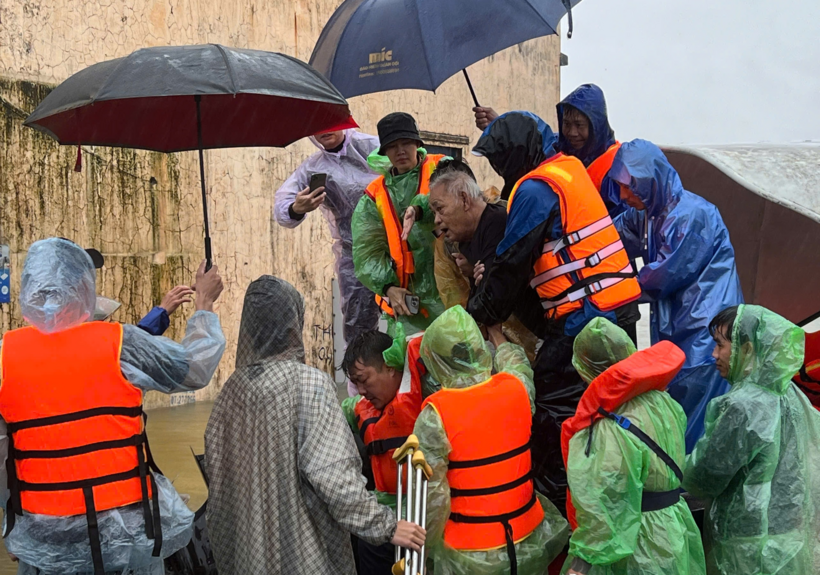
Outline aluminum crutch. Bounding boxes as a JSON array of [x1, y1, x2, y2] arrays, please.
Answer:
[[410, 450, 433, 575], [391, 435, 419, 573]]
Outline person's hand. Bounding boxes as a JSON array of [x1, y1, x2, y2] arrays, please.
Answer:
[[193, 260, 224, 312], [7, 552, 17, 562], [473, 106, 499, 130], [453, 253, 473, 279], [391, 520, 426, 551], [473, 260, 486, 285], [291, 185, 326, 215], [401, 206, 418, 241], [385, 286, 412, 316], [486, 323, 507, 348], [160, 285, 194, 315]]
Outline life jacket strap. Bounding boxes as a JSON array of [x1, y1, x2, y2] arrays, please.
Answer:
[[6, 405, 143, 432], [596, 407, 683, 482], [365, 436, 409, 457], [448, 442, 529, 469], [641, 488, 683, 512], [448, 491, 537, 524], [449, 471, 532, 498], [540, 266, 636, 310], [531, 239, 626, 288]]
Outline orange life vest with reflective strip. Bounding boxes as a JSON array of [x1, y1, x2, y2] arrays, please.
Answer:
[[794, 330, 820, 410], [508, 154, 641, 319], [0, 322, 163, 573], [355, 336, 424, 493], [586, 142, 621, 192], [365, 154, 445, 316], [423, 373, 543, 559]]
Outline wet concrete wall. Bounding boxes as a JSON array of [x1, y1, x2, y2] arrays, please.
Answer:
[[0, 0, 561, 408]]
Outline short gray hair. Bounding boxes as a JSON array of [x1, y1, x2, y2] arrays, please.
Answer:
[[430, 170, 483, 201]]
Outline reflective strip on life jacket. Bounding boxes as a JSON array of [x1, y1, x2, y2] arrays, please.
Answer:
[[532, 239, 625, 286], [542, 215, 613, 255], [540, 264, 635, 311], [507, 154, 641, 319], [0, 323, 163, 575]]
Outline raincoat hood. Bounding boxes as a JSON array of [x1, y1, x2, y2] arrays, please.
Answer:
[[572, 317, 637, 384], [472, 111, 558, 199], [557, 84, 616, 166], [235, 275, 306, 368], [609, 139, 683, 218], [728, 305, 804, 393], [419, 306, 491, 389], [20, 238, 96, 334]]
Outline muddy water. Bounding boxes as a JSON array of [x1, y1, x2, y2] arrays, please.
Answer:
[[0, 402, 214, 574]]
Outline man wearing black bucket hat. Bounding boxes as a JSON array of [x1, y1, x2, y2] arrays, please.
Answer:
[[351, 112, 446, 333]]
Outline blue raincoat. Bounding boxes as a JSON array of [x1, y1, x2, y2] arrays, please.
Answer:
[[610, 140, 744, 452]]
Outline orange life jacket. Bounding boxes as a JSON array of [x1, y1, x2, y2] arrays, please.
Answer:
[[561, 341, 685, 528], [585, 142, 621, 192], [423, 372, 543, 569], [508, 153, 641, 319], [0, 322, 163, 574], [365, 153, 445, 316], [355, 336, 424, 493], [794, 330, 820, 410]]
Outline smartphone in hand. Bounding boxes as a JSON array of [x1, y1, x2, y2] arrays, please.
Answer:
[[309, 173, 328, 193], [404, 294, 420, 315]]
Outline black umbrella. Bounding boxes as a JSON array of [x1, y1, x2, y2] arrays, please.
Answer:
[[24, 44, 357, 267]]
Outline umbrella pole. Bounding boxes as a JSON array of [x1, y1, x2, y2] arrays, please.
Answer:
[[194, 95, 213, 271], [462, 69, 480, 108]]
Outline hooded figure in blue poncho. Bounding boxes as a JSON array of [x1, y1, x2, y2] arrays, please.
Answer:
[[557, 84, 621, 214], [610, 140, 744, 452]]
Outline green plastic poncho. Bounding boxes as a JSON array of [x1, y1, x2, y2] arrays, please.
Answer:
[[351, 148, 445, 333], [683, 305, 820, 575], [413, 306, 569, 575], [563, 318, 706, 575]]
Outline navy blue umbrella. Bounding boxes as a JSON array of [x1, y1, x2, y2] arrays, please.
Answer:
[[309, 0, 582, 105]]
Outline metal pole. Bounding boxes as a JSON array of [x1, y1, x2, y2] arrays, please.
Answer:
[[395, 462, 403, 563], [195, 95, 212, 271], [404, 452, 413, 575], [419, 477, 429, 575], [462, 69, 480, 108], [410, 467, 423, 575]]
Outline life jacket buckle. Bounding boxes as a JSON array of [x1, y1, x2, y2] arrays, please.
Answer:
[[585, 252, 602, 268], [610, 414, 632, 430]]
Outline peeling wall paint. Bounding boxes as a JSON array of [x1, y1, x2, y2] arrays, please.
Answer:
[[0, 0, 561, 409]]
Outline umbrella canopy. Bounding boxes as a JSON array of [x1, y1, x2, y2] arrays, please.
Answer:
[[24, 44, 357, 267], [663, 144, 820, 326], [24, 44, 356, 151], [309, 0, 582, 101]]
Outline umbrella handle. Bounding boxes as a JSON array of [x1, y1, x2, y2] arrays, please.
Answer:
[[462, 69, 480, 108], [195, 95, 213, 271]]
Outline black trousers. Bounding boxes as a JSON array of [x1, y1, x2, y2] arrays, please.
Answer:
[[530, 312, 638, 516], [357, 538, 396, 575]]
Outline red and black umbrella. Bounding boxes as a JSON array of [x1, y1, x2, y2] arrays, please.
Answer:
[[24, 44, 357, 267]]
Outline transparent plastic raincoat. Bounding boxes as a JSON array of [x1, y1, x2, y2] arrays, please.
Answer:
[[0, 238, 226, 575], [562, 318, 705, 575], [414, 306, 569, 575], [274, 129, 381, 344], [351, 148, 445, 333], [683, 305, 820, 575], [610, 140, 744, 452]]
